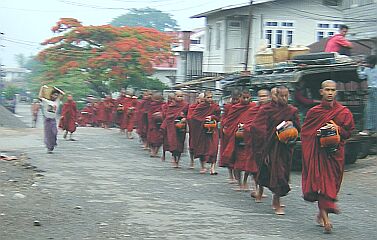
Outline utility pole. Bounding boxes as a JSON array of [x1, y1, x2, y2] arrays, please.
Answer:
[[244, 0, 253, 71]]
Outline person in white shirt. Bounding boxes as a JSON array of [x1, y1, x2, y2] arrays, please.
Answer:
[[39, 86, 63, 153]]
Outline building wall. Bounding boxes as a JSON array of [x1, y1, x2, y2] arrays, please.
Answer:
[[342, 0, 377, 52], [151, 69, 177, 87], [1, 67, 29, 82], [202, 0, 344, 74]]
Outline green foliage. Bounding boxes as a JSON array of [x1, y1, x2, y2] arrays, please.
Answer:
[[34, 18, 172, 100], [2, 84, 21, 99], [110, 7, 179, 32]]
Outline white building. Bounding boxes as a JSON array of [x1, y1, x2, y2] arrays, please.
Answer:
[[0, 67, 30, 82], [191, 0, 345, 74]]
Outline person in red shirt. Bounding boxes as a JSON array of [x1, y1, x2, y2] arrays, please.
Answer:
[[324, 25, 352, 55]]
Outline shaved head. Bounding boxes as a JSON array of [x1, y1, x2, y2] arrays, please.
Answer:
[[321, 80, 336, 89], [258, 89, 270, 104], [320, 80, 337, 102]]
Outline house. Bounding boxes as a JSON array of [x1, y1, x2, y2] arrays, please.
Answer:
[[341, 0, 377, 54], [174, 28, 205, 83], [151, 29, 205, 87], [191, 0, 346, 74], [0, 67, 30, 82]]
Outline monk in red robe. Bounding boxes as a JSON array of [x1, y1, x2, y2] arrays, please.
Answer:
[[103, 95, 114, 129], [221, 90, 256, 190], [251, 86, 300, 215], [243, 89, 271, 196], [125, 95, 138, 139], [161, 93, 175, 162], [116, 89, 128, 134], [301, 80, 354, 233], [147, 92, 164, 157], [219, 90, 241, 182], [187, 93, 205, 169], [59, 95, 78, 140], [80, 103, 94, 127], [160, 91, 189, 168], [191, 91, 221, 174], [137, 91, 152, 149]]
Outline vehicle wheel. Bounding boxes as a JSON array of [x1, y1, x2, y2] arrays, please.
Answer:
[[345, 141, 359, 164]]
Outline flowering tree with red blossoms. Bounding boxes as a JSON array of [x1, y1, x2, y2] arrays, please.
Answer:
[[36, 18, 172, 96]]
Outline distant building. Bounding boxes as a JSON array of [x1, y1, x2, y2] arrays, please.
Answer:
[[191, 0, 346, 74], [151, 29, 205, 86], [0, 67, 30, 82]]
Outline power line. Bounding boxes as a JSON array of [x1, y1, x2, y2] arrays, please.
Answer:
[[267, 1, 376, 22]]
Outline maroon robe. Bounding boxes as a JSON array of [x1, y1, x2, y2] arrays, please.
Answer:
[[59, 100, 77, 133], [219, 102, 237, 168], [116, 96, 128, 129], [80, 105, 94, 126], [96, 101, 105, 124], [147, 100, 164, 147], [103, 98, 114, 125], [220, 103, 257, 173], [242, 104, 263, 173], [187, 103, 198, 153], [137, 98, 152, 141], [251, 101, 300, 197], [191, 102, 221, 163], [301, 101, 354, 213], [161, 101, 171, 153], [160, 101, 189, 156], [125, 97, 138, 132]]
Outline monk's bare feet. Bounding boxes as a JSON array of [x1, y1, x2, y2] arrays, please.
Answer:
[[241, 184, 250, 191], [199, 168, 207, 174], [255, 193, 263, 203], [274, 206, 285, 215], [316, 214, 325, 227], [324, 223, 333, 234]]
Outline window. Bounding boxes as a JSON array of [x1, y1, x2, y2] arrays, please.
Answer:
[[206, 26, 212, 50], [286, 30, 293, 46], [316, 21, 343, 41], [317, 31, 324, 40], [264, 20, 295, 48], [215, 22, 221, 50], [318, 23, 330, 28], [266, 30, 272, 48], [229, 21, 241, 28], [276, 30, 283, 48], [282, 22, 294, 27], [266, 21, 278, 26]]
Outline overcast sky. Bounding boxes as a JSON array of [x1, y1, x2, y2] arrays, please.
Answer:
[[0, 0, 249, 67]]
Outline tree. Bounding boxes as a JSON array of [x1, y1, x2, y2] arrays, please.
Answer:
[[14, 54, 27, 68], [110, 7, 179, 32], [35, 18, 172, 99]]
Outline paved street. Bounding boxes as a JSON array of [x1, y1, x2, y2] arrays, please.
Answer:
[[1, 103, 376, 240]]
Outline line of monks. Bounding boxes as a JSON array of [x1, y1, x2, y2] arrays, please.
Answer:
[[59, 80, 354, 234]]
